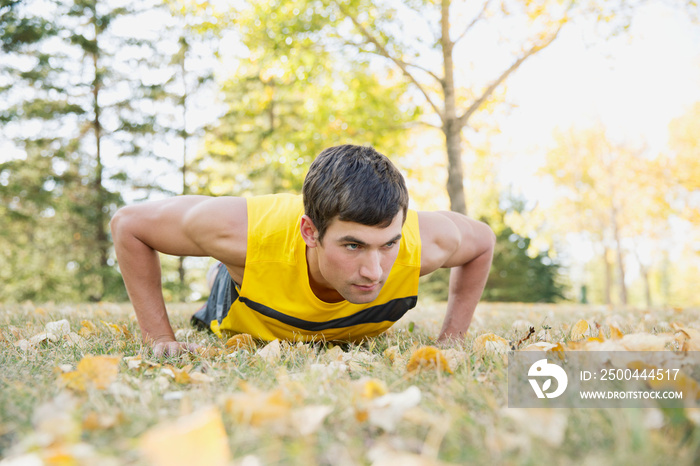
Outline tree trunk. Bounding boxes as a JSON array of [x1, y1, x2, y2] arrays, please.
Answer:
[[641, 264, 652, 308], [603, 247, 612, 305], [444, 121, 466, 214], [610, 205, 627, 305], [441, 0, 467, 215], [92, 13, 107, 301]]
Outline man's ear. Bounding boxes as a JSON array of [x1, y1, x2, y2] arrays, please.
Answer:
[[300, 215, 320, 248]]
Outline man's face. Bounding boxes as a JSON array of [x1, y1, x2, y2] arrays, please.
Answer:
[[307, 212, 404, 304]]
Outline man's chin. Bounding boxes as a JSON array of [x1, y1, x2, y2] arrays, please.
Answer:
[[343, 287, 382, 304]]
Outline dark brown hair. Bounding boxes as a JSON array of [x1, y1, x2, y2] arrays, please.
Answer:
[[302, 145, 409, 242]]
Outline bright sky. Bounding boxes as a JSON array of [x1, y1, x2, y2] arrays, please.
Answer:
[[496, 2, 700, 204]]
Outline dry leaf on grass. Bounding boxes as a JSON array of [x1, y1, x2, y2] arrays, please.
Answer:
[[383, 345, 405, 367], [522, 342, 559, 351], [45, 319, 71, 337], [439, 348, 468, 373], [472, 334, 509, 354], [29, 332, 59, 346], [406, 346, 452, 374], [123, 355, 160, 371], [63, 332, 88, 349], [310, 361, 348, 378], [140, 407, 230, 466], [224, 383, 330, 435], [609, 324, 624, 340], [224, 384, 292, 426], [161, 364, 213, 385], [78, 320, 98, 338], [367, 386, 422, 432], [360, 378, 389, 399], [60, 355, 120, 392], [570, 319, 589, 341], [256, 339, 282, 362], [323, 345, 348, 363], [101, 320, 132, 339], [619, 333, 674, 351], [226, 333, 257, 352], [671, 323, 700, 350], [82, 410, 124, 431], [290, 405, 333, 436]]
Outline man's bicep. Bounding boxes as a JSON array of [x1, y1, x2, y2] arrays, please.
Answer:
[[112, 196, 210, 257], [181, 197, 248, 264], [112, 196, 247, 262], [437, 212, 495, 268], [418, 211, 461, 275], [418, 211, 494, 274]]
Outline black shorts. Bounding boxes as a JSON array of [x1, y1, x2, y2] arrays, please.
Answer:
[[191, 263, 239, 331]]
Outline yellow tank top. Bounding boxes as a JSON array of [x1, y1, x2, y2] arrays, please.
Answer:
[[219, 193, 421, 342]]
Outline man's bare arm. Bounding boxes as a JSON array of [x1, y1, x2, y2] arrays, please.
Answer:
[[110, 196, 247, 355], [418, 211, 496, 342]]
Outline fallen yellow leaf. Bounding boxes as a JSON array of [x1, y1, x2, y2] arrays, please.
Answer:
[[671, 323, 700, 350], [79, 320, 98, 338], [225, 333, 256, 352], [610, 324, 624, 340], [164, 364, 195, 384], [290, 405, 332, 436], [140, 407, 230, 466], [60, 355, 120, 392], [570, 320, 589, 341], [256, 339, 282, 362], [223, 384, 292, 426], [195, 346, 223, 358], [362, 379, 389, 399], [620, 333, 674, 351], [383, 345, 402, 364], [472, 333, 509, 354], [82, 410, 123, 431], [101, 320, 132, 339], [406, 346, 452, 374], [367, 386, 422, 432]]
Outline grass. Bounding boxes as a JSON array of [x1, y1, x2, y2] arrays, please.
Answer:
[[1, 300, 699, 465]]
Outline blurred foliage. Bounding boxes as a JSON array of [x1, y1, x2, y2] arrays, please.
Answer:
[[193, 0, 419, 196], [420, 197, 566, 303], [0, 0, 184, 302]]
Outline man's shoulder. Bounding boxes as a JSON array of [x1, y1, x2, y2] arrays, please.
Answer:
[[247, 193, 302, 213], [247, 194, 303, 229], [415, 211, 462, 275]]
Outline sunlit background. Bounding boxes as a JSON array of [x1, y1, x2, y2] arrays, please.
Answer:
[[1, 0, 698, 307]]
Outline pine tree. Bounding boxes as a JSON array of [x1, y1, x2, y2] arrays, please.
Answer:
[[0, 0, 169, 301]]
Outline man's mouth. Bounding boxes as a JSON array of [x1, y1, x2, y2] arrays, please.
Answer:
[[353, 283, 379, 292]]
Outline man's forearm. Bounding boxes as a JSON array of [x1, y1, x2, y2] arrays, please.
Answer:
[[437, 247, 493, 341], [111, 214, 176, 344]]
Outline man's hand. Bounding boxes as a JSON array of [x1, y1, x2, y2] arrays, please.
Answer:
[[151, 340, 200, 358]]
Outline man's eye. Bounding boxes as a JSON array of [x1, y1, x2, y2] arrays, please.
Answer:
[[385, 241, 397, 248], [345, 244, 359, 251]]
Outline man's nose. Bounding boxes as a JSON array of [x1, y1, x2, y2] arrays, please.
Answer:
[[359, 251, 382, 282]]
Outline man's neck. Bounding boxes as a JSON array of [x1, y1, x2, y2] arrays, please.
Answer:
[[305, 247, 344, 303]]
